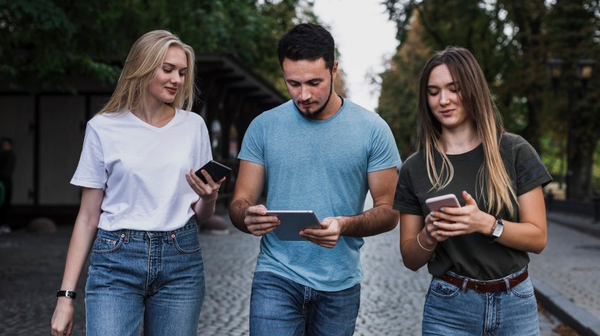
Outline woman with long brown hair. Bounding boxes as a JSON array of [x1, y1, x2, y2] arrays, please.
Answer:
[[394, 46, 552, 335]]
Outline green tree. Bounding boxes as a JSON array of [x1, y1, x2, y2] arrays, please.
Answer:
[[494, 0, 548, 152], [382, 0, 515, 151], [378, 10, 430, 159], [0, 0, 315, 93], [545, 0, 600, 199], [381, 0, 600, 199]]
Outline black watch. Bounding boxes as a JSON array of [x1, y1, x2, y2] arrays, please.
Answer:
[[56, 290, 77, 299], [489, 217, 504, 242]]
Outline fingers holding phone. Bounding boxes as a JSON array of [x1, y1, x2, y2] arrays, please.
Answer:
[[425, 192, 490, 238], [186, 168, 218, 200], [186, 161, 231, 199], [424, 193, 462, 239], [195, 160, 231, 184]]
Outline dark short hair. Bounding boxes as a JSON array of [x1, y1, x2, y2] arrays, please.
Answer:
[[277, 23, 335, 70]]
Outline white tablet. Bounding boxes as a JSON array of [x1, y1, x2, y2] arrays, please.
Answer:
[[266, 210, 322, 241]]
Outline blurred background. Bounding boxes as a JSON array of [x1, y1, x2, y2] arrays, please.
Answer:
[[1, 0, 599, 228]]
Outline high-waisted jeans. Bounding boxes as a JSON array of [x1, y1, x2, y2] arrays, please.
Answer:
[[422, 267, 539, 336], [85, 218, 205, 336]]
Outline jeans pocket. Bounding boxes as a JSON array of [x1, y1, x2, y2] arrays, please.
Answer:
[[510, 277, 535, 298], [428, 277, 461, 299], [92, 230, 124, 254], [173, 228, 201, 254]]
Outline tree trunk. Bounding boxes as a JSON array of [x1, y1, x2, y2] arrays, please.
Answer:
[[567, 115, 597, 200]]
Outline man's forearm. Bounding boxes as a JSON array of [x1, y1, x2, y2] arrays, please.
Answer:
[[229, 198, 252, 234], [340, 205, 398, 237]]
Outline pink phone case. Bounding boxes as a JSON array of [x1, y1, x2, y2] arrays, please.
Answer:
[[425, 194, 460, 211]]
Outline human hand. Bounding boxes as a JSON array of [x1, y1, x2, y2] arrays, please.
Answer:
[[185, 168, 223, 201], [423, 211, 452, 243], [428, 191, 496, 237], [300, 217, 341, 249], [243, 205, 280, 237], [50, 298, 74, 336]]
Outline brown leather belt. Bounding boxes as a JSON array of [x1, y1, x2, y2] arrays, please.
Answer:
[[439, 269, 529, 293]]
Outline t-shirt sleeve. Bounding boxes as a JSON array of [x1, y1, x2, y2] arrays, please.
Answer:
[[513, 137, 553, 196], [393, 158, 423, 216], [238, 117, 265, 165], [199, 118, 213, 165], [71, 123, 107, 189], [367, 117, 402, 172]]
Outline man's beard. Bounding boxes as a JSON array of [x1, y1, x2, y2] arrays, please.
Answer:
[[297, 76, 333, 120]]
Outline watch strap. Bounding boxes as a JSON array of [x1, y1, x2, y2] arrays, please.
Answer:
[[56, 290, 77, 299]]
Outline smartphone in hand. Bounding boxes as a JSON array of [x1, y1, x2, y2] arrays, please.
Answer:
[[194, 160, 232, 184], [425, 193, 460, 212]]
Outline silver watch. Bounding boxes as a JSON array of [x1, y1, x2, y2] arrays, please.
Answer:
[[489, 217, 504, 242]]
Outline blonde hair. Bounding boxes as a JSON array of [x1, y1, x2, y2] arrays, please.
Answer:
[[417, 46, 516, 216], [99, 30, 196, 114]]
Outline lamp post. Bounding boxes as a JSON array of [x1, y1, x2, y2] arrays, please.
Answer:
[[547, 57, 595, 199]]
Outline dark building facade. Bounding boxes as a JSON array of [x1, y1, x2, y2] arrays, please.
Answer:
[[0, 54, 286, 226]]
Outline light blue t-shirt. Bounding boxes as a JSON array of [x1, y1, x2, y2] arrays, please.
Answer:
[[239, 99, 401, 291]]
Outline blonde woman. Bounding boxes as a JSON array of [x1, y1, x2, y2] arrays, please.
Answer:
[[51, 30, 221, 336], [394, 46, 551, 335]]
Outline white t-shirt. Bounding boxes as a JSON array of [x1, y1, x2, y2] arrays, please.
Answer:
[[71, 109, 212, 231]]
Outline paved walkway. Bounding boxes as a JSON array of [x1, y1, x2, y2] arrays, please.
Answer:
[[0, 210, 598, 335], [530, 212, 600, 336]]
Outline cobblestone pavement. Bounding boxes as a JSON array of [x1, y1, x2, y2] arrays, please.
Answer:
[[529, 215, 600, 335], [197, 223, 565, 336], [0, 212, 586, 335]]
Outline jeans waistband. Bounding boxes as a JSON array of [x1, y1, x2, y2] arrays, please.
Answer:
[[98, 217, 197, 241]]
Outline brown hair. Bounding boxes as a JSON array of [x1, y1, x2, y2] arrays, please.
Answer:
[[417, 46, 516, 216]]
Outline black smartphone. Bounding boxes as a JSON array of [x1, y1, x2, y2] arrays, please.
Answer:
[[194, 160, 232, 184]]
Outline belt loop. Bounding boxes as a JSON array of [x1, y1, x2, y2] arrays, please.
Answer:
[[503, 277, 511, 293], [461, 278, 468, 293], [167, 231, 175, 243]]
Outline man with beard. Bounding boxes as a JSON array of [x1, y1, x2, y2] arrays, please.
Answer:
[[229, 23, 401, 336]]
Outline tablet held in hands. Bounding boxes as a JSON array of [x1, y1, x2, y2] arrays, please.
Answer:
[[266, 210, 322, 241]]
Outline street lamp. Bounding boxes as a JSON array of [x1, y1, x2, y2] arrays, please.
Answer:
[[547, 57, 565, 84], [547, 56, 595, 199], [548, 57, 595, 85], [578, 58, 595, 86]]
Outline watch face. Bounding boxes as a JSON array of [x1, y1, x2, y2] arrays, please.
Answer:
[[493, 219, 504, 237], [489, 218, 504, 242]]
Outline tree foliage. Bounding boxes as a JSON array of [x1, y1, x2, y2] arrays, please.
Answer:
[[0, 0, 326, 93], [378, 11, 430, 159], [380, 0, 600, 199], [544, 0, 600, 198]]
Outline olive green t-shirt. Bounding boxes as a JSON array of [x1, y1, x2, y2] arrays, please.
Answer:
[[394, 133, 552, 280]]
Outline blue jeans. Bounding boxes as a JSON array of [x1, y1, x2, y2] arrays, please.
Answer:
[[85, 219, 205, 336], [250, 271, 360, 336], [422, 268, 540, 336]]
